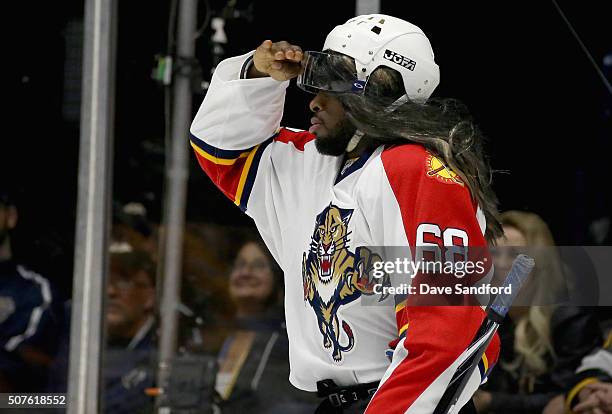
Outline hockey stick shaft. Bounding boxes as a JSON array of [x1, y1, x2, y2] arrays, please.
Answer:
[[433, 254, 535, 414]]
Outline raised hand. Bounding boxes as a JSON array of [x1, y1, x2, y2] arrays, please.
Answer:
[[249, 40, 303, 81]]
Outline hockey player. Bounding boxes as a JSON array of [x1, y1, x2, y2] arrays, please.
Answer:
[[191, 14, 502, 413]]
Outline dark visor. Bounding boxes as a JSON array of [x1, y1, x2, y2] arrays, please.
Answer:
[[297, 51, 366, 95]]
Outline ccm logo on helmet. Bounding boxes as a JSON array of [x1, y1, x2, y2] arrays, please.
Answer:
[[383, 49, 416, 71]]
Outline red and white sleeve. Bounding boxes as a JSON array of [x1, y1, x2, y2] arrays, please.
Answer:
[[365, 144, 500, 414]]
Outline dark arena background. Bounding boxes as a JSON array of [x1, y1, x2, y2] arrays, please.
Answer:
[[4, 0, 612, 412]]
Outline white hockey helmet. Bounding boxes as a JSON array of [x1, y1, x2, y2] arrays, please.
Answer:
[[298, 14, 440, 103]]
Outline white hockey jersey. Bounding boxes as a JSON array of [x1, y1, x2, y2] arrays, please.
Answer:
[[191, 52, 500, 413]]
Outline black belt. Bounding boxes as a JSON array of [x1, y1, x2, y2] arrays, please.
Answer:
[[315, 379, 379, 413], [314, 379, 478, 414]]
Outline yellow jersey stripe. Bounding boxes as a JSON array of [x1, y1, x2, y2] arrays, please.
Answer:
[[234, 144, 260, 206], [482, 353, 489, 373], [191, 141, 250, 165]]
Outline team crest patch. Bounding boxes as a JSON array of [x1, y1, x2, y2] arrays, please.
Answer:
[[425, 153, 464, 186], [302, 204, 389, 363]]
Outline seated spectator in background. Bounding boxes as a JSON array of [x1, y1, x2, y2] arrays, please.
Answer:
[[543, 327, 612, 414], [567, 328, 612, 413], [47, 242, 157, 413], [0, 188, 61, 392], [104, 243, 157, 414], [474, 210, 603, 413], [215, 238, 317, 414]]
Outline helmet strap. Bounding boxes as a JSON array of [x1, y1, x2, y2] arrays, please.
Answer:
[[343, 94, 410, 153], [345, 130, 364, 153], [385, 94, 410, 113]]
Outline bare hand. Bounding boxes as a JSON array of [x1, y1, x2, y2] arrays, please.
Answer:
[[249, 40, 303, 81], [575, 382, 612, 414]]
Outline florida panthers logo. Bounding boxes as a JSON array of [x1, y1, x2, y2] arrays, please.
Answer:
[[302, 204, 388, 362]]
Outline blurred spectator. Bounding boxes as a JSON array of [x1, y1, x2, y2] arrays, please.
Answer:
[[543, 328, 612, 414], [0, 188, 62, 392], [48, 242, 157, 413], [215, 238, 317, 414], [103, 243, 157, 413], [567, 327, 612, 413], [106, 244, 156, 347], [474, 211, 603, 413]]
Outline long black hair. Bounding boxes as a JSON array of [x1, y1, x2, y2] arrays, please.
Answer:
[[328, 55, 503, 242]]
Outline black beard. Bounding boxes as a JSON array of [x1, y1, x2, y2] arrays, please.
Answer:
[[314, 117, 357, 156]]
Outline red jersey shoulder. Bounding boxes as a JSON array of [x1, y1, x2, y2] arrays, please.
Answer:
[[381, 143, 466, 188], [381, 143, 428, 177], [381, 143, 477, 216], [274, 127, 316, 151]]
